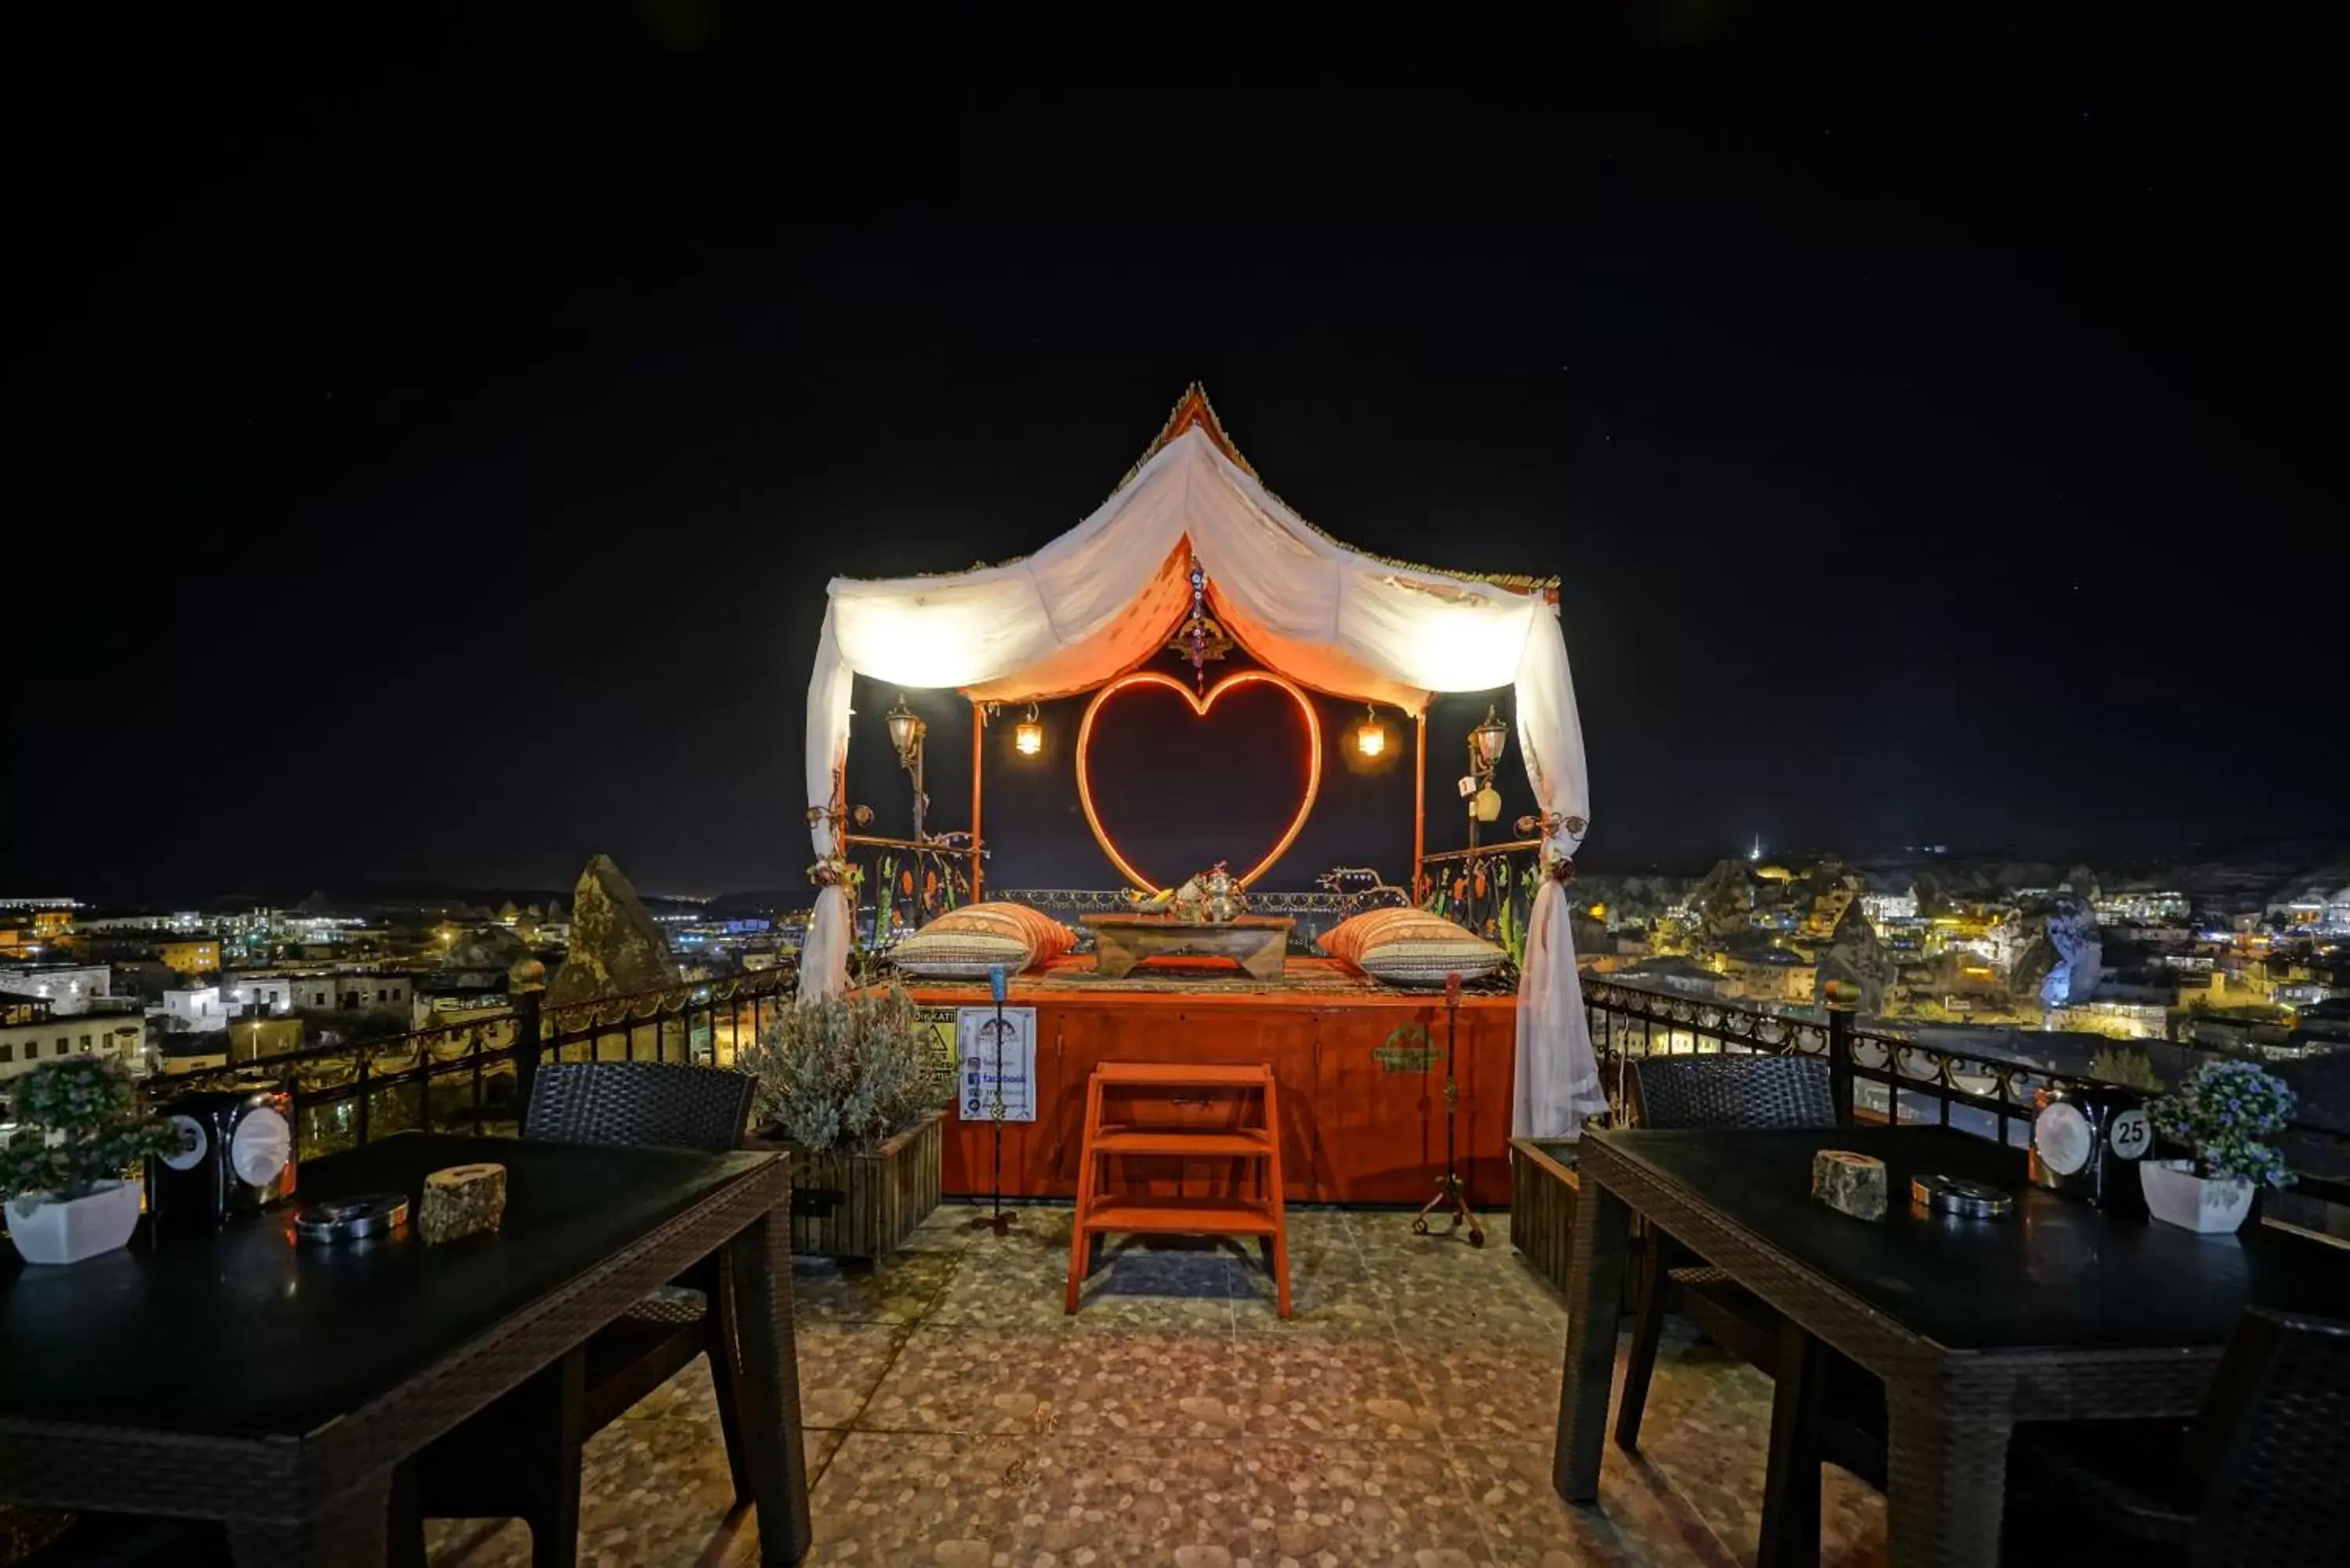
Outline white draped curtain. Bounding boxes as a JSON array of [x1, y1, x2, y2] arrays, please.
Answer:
[[801, 425, 1607, 1137]]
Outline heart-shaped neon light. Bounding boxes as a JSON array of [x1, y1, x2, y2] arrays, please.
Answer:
[[1076, 669, 1323, 894]]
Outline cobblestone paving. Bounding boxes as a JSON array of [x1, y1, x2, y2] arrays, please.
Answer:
[[429, 1203, 1887, 1568]]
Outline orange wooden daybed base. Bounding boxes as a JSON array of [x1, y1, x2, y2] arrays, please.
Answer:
[[890, 956, 1517, 1207]]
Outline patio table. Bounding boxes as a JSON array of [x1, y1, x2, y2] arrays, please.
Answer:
[[0, 1131, 810, 1566], [1553, 1124, 2350, 1568]]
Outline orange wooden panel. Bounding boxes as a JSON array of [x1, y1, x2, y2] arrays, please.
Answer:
[[918, 980, 1517, 1207], [1094, 1060, 1272, 1085]]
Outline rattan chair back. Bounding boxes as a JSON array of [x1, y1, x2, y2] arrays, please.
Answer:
[[1629, 1053, 1835, 1132], [523, 1061, 755, 1153], [2181, 1307, 2350, 1566]]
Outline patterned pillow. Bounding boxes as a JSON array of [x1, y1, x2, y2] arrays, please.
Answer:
[[890, 902, 1075, 980], [989, 902, 1078, 963], [1321, 908, 1506, 988]]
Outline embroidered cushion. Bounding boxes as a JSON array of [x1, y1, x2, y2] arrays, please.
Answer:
[[1321, 908, 1506, 988], [890, 902, 1075, 980]]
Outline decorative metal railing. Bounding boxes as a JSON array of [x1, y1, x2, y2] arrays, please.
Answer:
[[1421, 837, 1546, 971], [161, 967, 794, 1162], [989, 887, 1361, 916], [1580, 977, 2350, 1216], [845, 829, 976, 952]]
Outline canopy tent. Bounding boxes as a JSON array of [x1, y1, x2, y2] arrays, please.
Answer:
[[801, 388, 1607, 1138]]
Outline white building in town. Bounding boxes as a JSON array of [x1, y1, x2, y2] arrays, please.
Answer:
[[158, 987, 226, 1032], [226, 969, 413, 1016], [0, 965, 111, 1016], [1, 1009, 146, 1086], [1860, 889, 1918, 923]]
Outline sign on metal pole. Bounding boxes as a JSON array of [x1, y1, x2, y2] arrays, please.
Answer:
[[954, 1005, 1037, 1123]]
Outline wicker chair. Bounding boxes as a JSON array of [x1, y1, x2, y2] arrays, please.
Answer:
[[2007, 1309, 2350, 1567], [1614, 1053, 1882, 1473], [392, 1063, 758, 1568]]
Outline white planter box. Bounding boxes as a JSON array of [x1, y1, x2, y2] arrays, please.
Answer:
[[2140, 1158, 2254, 1235], [5, 1179, 143, 1265]]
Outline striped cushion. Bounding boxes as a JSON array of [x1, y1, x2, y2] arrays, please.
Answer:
[[890, 902, 1076, 980], [1321, 908, 1506, 988], [989, 902, 1078, 963]]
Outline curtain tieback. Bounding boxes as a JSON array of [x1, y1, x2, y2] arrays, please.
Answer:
[[1515, 811, 1589, 871]]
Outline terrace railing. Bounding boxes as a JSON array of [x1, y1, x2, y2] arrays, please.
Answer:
[[161, 966, 794, 1162], [1580, 976, 2350, 1228]]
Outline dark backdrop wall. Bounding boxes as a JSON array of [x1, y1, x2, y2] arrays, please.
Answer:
[[842, 675, 1539, 896]]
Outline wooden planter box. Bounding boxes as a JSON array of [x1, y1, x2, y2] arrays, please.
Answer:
[[771, 1112, 942, 1260], [1509, 1136, 1582, 1297]]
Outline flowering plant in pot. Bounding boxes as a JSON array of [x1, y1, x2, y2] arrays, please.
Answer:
[[2142, 1060, 2296, 1234], [2, 1057, 179, 1265]]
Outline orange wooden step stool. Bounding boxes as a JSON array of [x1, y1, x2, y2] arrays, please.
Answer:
[[1065, 1060, 1291, 1319]]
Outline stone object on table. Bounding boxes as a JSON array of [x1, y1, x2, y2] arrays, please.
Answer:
[[420, 1162, 508, 1243], [1811, 1148, 1888, 1221]]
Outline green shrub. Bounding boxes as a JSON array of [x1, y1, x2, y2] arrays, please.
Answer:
[[1, 1057, 177, 1207], [737, 986, 946, 1154]]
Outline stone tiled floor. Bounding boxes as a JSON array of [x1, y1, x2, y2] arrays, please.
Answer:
[[427, 1203, 1888, 1567]]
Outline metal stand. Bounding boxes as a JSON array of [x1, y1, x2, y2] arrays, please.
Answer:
[[972, 966, 1017, 1236], [1412, 972, 1484, 1247]]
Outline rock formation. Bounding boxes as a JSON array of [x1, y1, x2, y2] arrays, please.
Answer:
[[1688, 858, 1755, 941], [442, 925, 528, 974], [1816, 900, 1892, 1014], [548, 854, 682, 1005], [2037, 900, 2104, 1009], [2007, 899, 2104, 1011]]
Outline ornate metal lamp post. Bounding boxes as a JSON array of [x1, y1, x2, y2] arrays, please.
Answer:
[[884, 695, 928, 841], [1462, 704, 1509, 932]]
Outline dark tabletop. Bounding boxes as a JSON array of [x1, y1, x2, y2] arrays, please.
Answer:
[[1592, 1125, 2350, 1353], [0, 1133, 775, 1439]]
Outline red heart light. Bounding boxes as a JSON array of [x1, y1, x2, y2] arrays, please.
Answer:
[[1075, 670, 1324, 894]]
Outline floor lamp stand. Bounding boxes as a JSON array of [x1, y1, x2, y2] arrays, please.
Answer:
[[1412, 973, 1484, 1248]]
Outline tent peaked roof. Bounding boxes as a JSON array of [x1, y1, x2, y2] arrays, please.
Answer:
[[819, 388, 1575, 712], [1116, 382, 1260, 490], [1123, 384, 1556, 600]]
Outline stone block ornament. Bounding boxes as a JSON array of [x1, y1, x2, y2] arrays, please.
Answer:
[[1810, 1148, 1889, 1221], [419, 1162, 508, 1244]]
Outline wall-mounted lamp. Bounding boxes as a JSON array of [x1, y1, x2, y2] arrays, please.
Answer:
[[1014, 704, 1044, 757], [1355, 704, 1386, 758]]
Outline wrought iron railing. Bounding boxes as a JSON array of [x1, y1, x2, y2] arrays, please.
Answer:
[[845, 829, 977, 952], [1422, 840, 1545, 971], [1580, 977, 2350, 1217], [161, 967, 795, 1162]]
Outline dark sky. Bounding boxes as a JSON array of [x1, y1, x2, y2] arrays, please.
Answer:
[[5, 2, 2341, 905]]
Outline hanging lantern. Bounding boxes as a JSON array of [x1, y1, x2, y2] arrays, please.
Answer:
[[1471, 704, 1509, 770], [1355, 704, 1386, 758], [1014, 704, 1043, 757], [884, 695, 924, 763]]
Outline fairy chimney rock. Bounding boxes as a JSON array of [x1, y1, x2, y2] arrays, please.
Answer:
[[547, 854, 682, 1005]]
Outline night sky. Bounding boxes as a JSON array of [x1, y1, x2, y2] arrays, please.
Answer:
[[5, 3, 2341, 905]]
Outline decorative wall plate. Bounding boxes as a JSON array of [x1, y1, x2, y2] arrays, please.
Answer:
[[1076, 669, 1322, 894]]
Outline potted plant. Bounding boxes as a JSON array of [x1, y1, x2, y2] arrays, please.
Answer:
[[2141, 1060, 2297, 1234], [738, 985, 948, 1259], [2, 1057, 177, 1266]]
